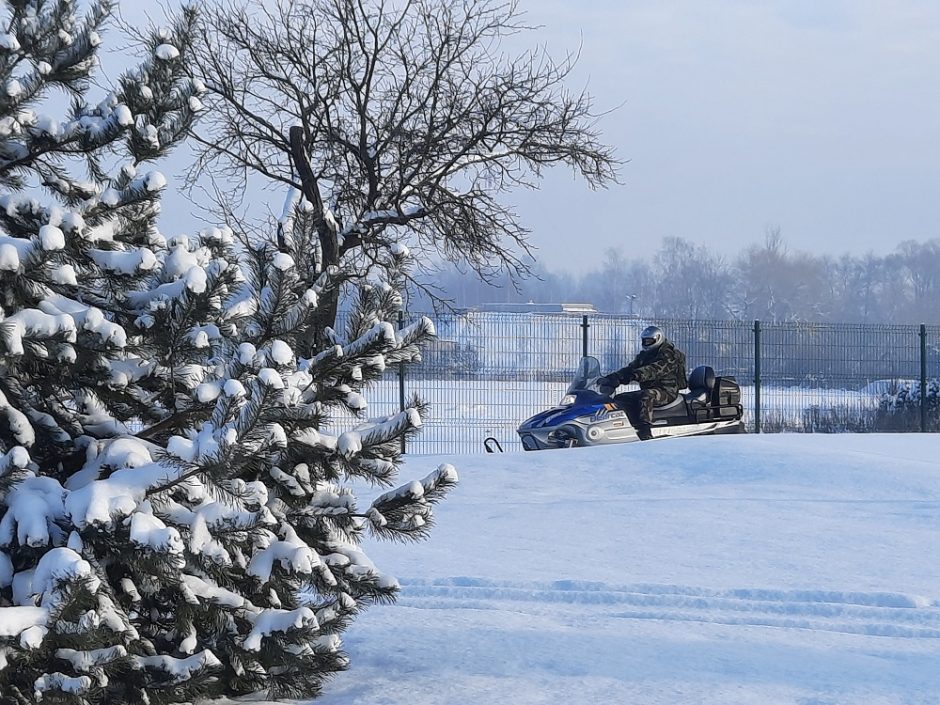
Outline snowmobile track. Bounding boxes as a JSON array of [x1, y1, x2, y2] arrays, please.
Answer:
[[395, 577, 940, 639]]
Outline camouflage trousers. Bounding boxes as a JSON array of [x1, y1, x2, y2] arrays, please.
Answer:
[[613, 388, 676, 427]]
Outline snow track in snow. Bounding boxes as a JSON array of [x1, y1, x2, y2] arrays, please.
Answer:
[[395, 577, 940, 640], [321, 438, 940, 704]]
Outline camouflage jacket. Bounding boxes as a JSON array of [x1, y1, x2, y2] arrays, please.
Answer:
[[613, 339, 688, 397]]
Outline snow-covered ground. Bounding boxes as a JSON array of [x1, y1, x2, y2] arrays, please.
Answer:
[[305, 434, 940, 705]]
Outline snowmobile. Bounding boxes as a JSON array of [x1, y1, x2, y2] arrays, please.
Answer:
[[517, 356, 745, 450]]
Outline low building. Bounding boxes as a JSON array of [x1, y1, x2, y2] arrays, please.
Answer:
[[475, 302, 597, 315]]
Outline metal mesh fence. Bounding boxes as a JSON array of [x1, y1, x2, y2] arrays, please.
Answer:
[[343, 313, 940, 455], [401, 311, 580, 454], [754, 322, 921, 433]]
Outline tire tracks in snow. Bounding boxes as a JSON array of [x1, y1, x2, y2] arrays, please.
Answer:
[[394, 577, 940, 639]]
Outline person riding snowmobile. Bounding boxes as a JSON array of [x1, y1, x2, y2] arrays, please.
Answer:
[[598, 326, 688, 440]]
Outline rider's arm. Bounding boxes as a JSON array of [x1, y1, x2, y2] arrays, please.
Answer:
[[611, 357, 640, 384]]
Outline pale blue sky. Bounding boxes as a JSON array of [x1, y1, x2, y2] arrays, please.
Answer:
[[120, 0, 940, 273]]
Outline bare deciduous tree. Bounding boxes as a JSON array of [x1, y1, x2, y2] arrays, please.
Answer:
[[732, 227, 830, 323], [651, 237, 730, 320], [187, 0, 618, 325]]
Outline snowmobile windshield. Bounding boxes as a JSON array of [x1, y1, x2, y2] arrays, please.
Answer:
[[567, 356, 602, 394]]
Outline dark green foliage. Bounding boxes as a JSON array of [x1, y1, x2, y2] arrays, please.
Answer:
[[0, 3, 454, 701]]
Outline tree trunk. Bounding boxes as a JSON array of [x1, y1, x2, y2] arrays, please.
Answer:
[[289, 125, 341, 349]]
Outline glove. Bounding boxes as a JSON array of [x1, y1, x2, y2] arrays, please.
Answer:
[[619, 368, 636, 383], [597, 374, 618, 395]]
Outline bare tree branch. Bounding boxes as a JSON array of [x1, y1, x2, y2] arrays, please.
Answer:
[[187, 0, 619, 303]]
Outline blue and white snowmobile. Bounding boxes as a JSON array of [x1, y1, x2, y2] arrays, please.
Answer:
[[517, 356, 745, 450]]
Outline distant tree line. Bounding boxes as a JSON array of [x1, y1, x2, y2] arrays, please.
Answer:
[[414, 229, 940, 324]]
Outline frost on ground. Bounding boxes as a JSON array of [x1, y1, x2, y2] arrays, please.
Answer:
[[305, 434, 940, 705]]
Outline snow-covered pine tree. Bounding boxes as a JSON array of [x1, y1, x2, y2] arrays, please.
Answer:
[[0, 2, 456, 703]]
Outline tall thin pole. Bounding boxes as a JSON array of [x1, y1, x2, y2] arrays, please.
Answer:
[[398, 311, 406, 453], [753, 320, 762, 434], [581, 315, 590, 359], [920, 324, 928, 433]]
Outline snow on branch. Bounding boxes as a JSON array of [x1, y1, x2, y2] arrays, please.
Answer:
[[1, 309, 76, 356], [247, 536, 322, 584], [33, 672, 93, 698], [39, 295, 127, 348], [89, 247, 158, 275], [341, 321, 397, 360], [134, 651, 222, 686], [0, 446, 29, 480], [31, 548, 97, 607], [65, 456, 183, 529], [0, 388, 33, 446], [0, 606, 47, 639], [368, 464, 458, 541], [55, 645, 128, 673], [0, 474, 66, 547], [242, 606, 318, 652], [338, 409, 423, 459], [386, 316, 436, 366]]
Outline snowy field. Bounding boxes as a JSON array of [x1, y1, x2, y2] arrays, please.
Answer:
[[294, 434, 940, 705]]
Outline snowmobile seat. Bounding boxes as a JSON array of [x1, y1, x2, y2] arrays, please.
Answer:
[[654, 396, 686, 412], [686, 365, 716, 403], [650, 395, 688, 421]]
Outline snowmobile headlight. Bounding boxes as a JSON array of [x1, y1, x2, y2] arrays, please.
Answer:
[[558, 394, 576, 407]]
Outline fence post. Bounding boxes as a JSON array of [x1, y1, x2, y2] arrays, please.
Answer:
[[398, 311, 406, 453], [753, 320, 762, 434], [920, 323, 928, 433], [581, 315, 590, 358]]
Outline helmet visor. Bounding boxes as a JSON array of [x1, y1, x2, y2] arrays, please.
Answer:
[[642, 336, 656, 348]]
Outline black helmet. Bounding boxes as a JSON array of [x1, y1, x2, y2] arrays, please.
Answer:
[[641, 325, 665, 351]]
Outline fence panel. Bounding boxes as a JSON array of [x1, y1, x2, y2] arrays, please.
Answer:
[[932, 326, 940, 426], [922, 325, 940, 432], [399, 311, 582, 453], [340, 313, 939, 455], [756, 322, 920, 432]]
